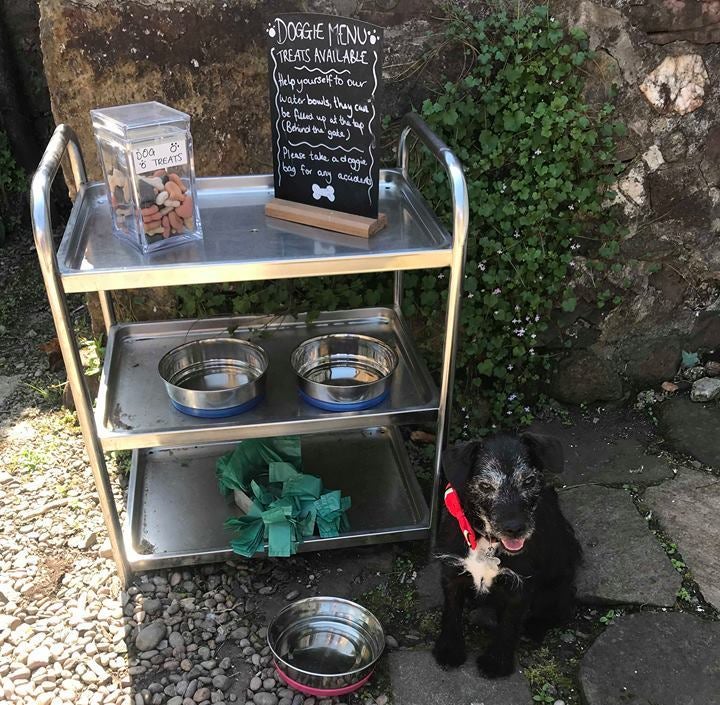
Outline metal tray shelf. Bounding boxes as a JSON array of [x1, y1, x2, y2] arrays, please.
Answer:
[[57, 171, 452, 294], [96, 307, 439, 451], [124, 427, 430, 571]]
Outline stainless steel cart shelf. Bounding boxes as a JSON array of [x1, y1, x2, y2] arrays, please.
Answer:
[[125, 427, 429, 571], [97, 307, 438, 451], [57, 171, 452, 294], [31, 115, 468, 584]]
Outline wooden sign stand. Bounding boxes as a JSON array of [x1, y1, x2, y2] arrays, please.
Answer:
[[265, 197, 387, 239]]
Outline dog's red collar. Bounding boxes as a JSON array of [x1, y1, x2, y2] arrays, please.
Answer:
[[444, 483, 477, 550]]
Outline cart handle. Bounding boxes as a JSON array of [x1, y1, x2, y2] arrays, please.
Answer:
[[29, 126, 130, 584], [396, 112, 469, 248], [31, 124, 87, 270]]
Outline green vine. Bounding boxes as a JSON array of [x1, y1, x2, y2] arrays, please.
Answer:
[[408, 3, 625, 430], [175, 4, 625, 432]]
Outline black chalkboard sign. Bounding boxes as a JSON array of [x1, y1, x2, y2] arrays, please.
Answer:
[[266, 13, 384, 220]]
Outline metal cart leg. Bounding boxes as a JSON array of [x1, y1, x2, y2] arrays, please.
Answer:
[[98, 291, 116, 333], [398, 115, 469, 544], [31, 125, 131, 586]]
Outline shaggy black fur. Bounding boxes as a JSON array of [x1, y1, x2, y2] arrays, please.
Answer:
[[433, 432, 581, 678]]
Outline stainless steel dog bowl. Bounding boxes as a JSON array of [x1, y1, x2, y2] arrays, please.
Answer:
[[291, 334, 398, 410], [158, 338, 268, 417], [268, 596, 385, 694]]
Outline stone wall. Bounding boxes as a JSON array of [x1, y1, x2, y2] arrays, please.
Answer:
[[36, 0, 720, 400], [38, 0, 440, 187], [546, 0, 720, 402]]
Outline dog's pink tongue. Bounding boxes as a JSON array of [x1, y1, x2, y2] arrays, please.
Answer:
[[501, 537, 525, 552]]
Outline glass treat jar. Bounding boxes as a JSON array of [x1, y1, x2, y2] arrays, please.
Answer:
[[90, 101, 202, 253]]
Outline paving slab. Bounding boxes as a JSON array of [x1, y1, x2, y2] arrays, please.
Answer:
[[415, 560, 443, 610], [645, 469, 720, 609], [312, 545, 397, 597], [656, 396, 720, 468], [559, 485, 681, 605], [580, 612, 720, 705], [389, 649, 532, 705], [530, 412, 675, 487]]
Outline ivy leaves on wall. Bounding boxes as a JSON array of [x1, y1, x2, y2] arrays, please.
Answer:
[[408, 4, 625, 431]]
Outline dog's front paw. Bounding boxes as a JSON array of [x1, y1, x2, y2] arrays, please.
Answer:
[[476, 649, 514, 678], [432, 638, 466, 669]]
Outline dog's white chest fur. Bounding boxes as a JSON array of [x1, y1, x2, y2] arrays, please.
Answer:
[[460, 537, 502, 593]]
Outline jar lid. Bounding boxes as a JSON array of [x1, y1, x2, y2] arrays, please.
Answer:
[[90, 101, 189, 138]]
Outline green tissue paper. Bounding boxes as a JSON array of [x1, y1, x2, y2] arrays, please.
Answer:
[[217, 436, 350, 558]]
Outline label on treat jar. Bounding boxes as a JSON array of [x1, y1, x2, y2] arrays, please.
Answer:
[[132, 140, 188, 173]]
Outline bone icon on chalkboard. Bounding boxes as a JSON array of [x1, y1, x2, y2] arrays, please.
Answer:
[[312, 184, 335, 203]]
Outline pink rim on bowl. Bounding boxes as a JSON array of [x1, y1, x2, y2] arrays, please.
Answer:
[[274, 661, 374, 697]]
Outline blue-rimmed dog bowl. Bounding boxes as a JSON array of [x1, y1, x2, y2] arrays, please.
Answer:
[[158, 338, 267, 418], [291, 334, 397, 411]]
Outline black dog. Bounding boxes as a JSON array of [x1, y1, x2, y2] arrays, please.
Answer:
[[433, 432, 581, 678]]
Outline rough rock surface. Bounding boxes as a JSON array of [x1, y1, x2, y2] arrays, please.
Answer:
[[38, 0, 442, 189], [656, 396, 720, 468], [0, 375, 22, 407], [546, 350, 623, 405], [559, 485, 681, 606], [580, 612, 720, 705], [640, 54, 709, 115], [388, 649, 532, 705], [645, 469, 720, 610], [690, 377, 720, 402]]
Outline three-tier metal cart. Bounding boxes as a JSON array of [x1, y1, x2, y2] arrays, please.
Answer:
[[31, 114, 468, 586]]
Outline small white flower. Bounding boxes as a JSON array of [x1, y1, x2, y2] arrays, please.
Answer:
[[531, 333, 537, 339], [507, 364, 514, 371], [507, 410, 513, 415], [524, 406, 531, 412], [437, 272, 445, 279], [535, 314, 540, 322], [478, 261, 486, 271], [529, 348, 535, 355], [492, 287, 501, 295], [467, 292, 475, 299], [497, 249, 503, 255], [513, 230, 520, 238], [508, 393, 517, 401], [568, 204, 575, 210]]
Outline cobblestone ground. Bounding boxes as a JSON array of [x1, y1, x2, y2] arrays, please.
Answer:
[[1, 240, 719, 705]]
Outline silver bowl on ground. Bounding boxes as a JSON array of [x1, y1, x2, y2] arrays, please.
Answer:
[[267, 596, 385, 693], [158, 338, 268, 417], [291, 334, 398, 409]]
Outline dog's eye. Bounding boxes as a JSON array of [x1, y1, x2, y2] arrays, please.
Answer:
[[475, 481, 494, 493], [522, 477, 536, 488]]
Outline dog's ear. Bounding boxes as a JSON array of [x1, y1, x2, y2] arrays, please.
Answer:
[[442, 441, 481, 490], [520, 432, 565, 474]]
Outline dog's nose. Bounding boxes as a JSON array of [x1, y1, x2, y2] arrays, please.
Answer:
[[498, 518, 525, 537]]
